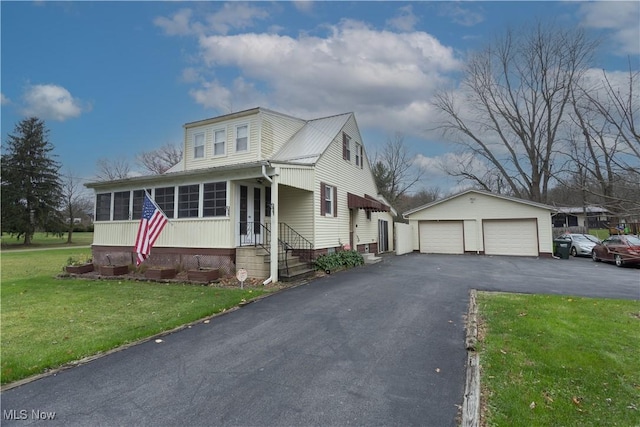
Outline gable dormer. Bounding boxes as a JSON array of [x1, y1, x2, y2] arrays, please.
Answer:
[[181, 107, 306, 172]]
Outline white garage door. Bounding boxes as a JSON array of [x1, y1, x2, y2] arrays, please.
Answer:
[[419, 221, 464, 254], [483, 219, 538, 256]]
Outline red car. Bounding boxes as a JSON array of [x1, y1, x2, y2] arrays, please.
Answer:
[[591, 235, 640, 267]]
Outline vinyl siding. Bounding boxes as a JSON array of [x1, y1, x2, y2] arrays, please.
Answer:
[[260, 111, 306, 158], [183, 110, 306, 171], [278, 166, 315, 191], [93, 219, 233, 248], [278, 185, 314, 243], [314, 114, 381, 249], [184, 115, 260, 170]]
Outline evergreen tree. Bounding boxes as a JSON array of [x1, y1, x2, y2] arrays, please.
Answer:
[[1, 117, 63, 245]]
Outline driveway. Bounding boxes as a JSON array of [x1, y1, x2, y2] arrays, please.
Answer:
[[2, 254, 638, 426]]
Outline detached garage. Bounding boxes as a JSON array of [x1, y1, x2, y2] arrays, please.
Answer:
[[403, 190, 555, 257]]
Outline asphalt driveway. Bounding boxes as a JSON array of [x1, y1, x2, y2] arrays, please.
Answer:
[[2, 254, 638, 426]]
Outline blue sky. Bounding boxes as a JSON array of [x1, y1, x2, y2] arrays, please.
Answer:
[[2, 1, 639, 193]]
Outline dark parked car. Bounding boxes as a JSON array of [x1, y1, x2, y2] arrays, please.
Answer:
[[557, 233, 601, 257], [591, 235, 640, 267]]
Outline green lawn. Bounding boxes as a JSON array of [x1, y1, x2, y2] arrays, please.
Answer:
[[1, 231, 94, 249], [1, 247, 265, 385], [478, 292, 640, 427]]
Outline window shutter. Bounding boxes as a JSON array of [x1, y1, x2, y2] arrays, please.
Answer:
[[320, 182, 326, 215], [333, 186, 338, 217]]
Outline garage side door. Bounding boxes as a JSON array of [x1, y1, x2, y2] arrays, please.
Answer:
[[419, 221, 464, 254], [483, 219, 538, 256]]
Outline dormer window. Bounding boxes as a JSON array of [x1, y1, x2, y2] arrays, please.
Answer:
[[194, 132, 205, 159], [213, 129, 226, 156], [236, 125, 248, 152]]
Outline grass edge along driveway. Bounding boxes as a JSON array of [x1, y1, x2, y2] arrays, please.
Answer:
[[477, 291, 640, 427], [1, 247, 266, 386]]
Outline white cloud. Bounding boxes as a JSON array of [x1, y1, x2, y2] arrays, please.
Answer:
[[386, 5, 419, 32], [438, 3, 484, 27], [21, 84, 88, 121], [188, 19, 461, 133], [189, 77, 267, 112], [154, 9, 196, 36], [154, 4, 269, 37], [205, 3, 269, 35], [292, 1, 314, 14], [180, 67, 201, 84], [578, 2, 640, 55], [1, 93, 10, 105]]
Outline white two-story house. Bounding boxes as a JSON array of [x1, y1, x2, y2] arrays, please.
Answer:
[[85, 107, 395, 283]]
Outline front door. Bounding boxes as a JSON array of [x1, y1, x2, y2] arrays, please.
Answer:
[[238, 184, 263, 245]]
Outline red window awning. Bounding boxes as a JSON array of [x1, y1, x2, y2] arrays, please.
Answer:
[[347, 193, 390, 212]]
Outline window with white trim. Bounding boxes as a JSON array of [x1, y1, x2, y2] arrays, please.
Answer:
[[96, 193, 112, 221], [236, 125, 248, 152], [213, 129, 226, 156], [203, 182, 227, 217], [113, 191, 131, 220], [155, 187, 175, 218], [355, 143, 363, 168], [322, 183, 337, 217], [194, 132, 205, 158], [342, 133, 351, 161], [178, 184, 200, 218]]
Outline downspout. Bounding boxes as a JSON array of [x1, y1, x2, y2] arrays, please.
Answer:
[[261, 164, 276, 286], [261, 164, 272, 184]]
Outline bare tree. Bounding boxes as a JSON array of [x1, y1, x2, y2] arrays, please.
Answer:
[[396, 186, 443, 215], [563, 66, 640, 219], [586, 67, 640, 167], [94, 157, 131, 181], [439, 152, 511, 195], [61, 171, 93, 243], [137, 143, 183, 175], [372, 132, 424, 209], [433, 22, 598, 203]]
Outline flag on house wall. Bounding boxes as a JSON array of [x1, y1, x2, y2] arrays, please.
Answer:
[[134, 193, 168, 266]]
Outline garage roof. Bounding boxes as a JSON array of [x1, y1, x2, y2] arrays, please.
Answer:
[[402, 189, 556, 217]]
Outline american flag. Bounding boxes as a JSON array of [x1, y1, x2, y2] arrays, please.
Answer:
[[134, 193, 168, 266]]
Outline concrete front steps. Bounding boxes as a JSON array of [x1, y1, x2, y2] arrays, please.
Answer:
[[362, 253, 382, 264], [278, 255, 315, 282], [236, 246, 315, 282]]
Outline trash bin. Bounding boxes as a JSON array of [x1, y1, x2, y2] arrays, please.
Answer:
[[553, 239, 570, 259]]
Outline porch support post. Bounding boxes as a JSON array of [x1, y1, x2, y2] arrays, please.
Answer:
[[270, 171, 279, 283]]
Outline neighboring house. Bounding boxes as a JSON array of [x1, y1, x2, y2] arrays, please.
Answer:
[[403, 189, 556, 257], [85, 107, 394, 282], [552, 206, 609, 229]]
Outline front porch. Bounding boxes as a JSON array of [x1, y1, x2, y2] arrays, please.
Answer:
[[236, 221, 316, 281]]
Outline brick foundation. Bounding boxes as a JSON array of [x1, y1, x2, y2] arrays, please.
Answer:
[[91, 246, 236, 277]]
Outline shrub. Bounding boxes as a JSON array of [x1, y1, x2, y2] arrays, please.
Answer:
[[314, 250, 364, 272], [338, 250, 365, 267]]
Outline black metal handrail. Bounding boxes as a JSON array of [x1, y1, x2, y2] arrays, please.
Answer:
[[238, 221, 271, 254], [238, 221, 314, 276], [278, 222, 314, 274]]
